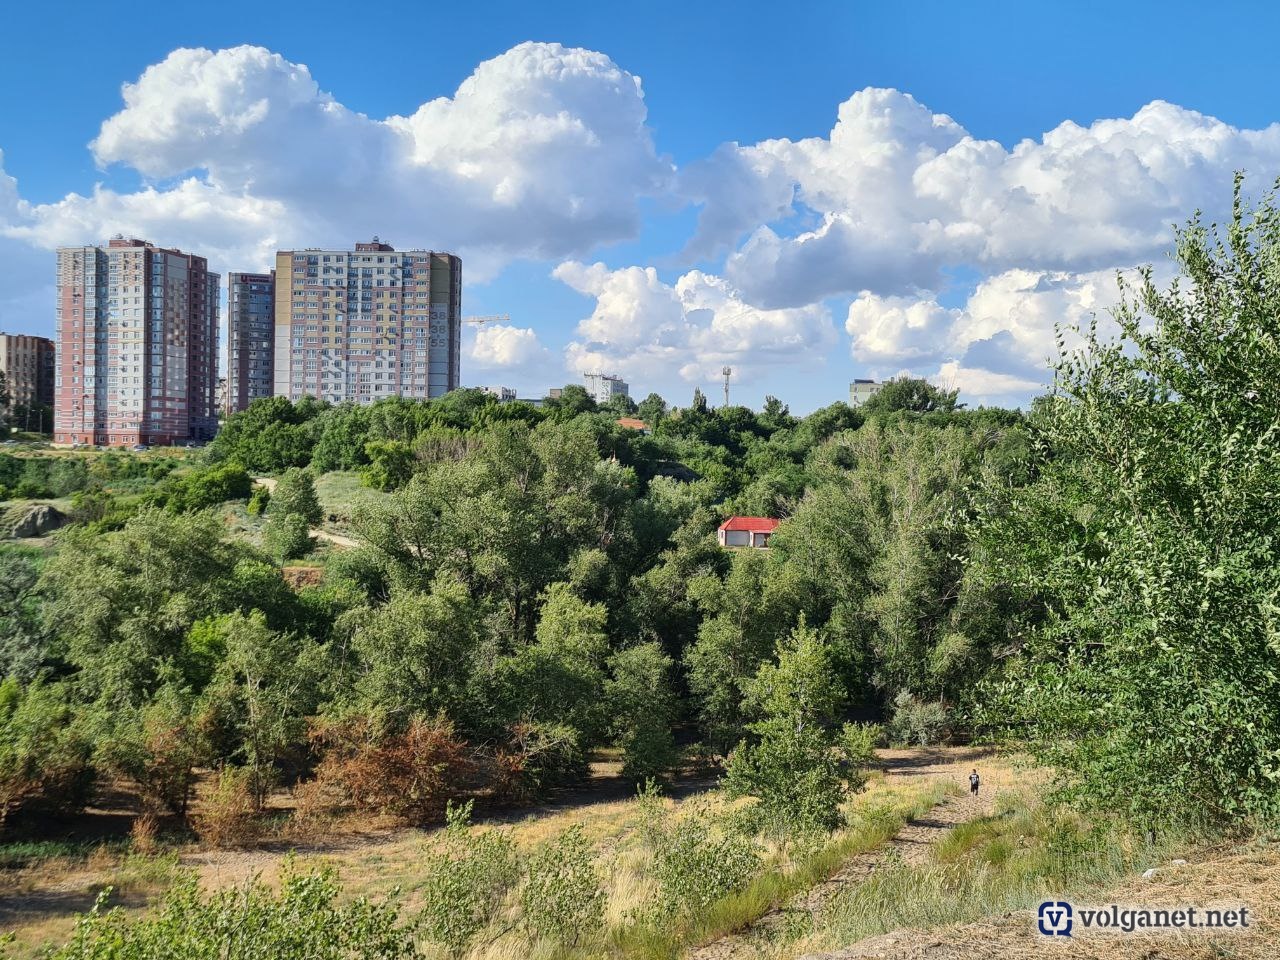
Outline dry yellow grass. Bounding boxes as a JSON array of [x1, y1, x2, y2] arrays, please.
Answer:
[[0, 747, 1014, 959]]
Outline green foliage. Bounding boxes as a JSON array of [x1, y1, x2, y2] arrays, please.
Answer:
[[975, 180, 1280, 824], [269, 468, 323, 524], [150, 462, 252, 512], [636, 786, 760, 919], [606, 642, 679, 781], [886, 691, 948, 747], [861, 377, 961, 415], [362, 439, 416, 491], [519, 825, 605, 946], [0, 548, 50, 683], [722, 620, 863, 834], [0, 677, 92, 830], [264, 512, 313, 561], [417, 801, 519, 955], [42, 865, 421, 959], [246, 483, 271, 516]]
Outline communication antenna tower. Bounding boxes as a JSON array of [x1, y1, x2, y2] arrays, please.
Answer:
[[722, 366, 732, 407]]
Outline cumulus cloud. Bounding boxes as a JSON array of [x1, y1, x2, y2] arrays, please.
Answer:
[[685, 88, 1280, 307], [467, 323, 552, 369], [844, 264, 1171, 406], [555, 260, 835, 386], [2, 42, 673, 282]]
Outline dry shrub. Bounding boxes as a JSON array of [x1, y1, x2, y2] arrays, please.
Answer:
[[304, 712, 476, 825], [130, 811, 160, 855], [191, 767, 259, 848]]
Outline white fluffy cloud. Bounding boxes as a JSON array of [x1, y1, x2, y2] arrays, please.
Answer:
[[2, 42, 672, 281], [555, 260, 834, 387], [467, 323, 552, 369], [686, 89, 1280, 307], [844, 264, 1169, 405]]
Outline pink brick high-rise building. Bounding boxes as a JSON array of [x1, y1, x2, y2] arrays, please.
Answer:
[[55, 237, 219, 447]]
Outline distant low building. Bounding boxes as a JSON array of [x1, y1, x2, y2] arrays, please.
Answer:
[[616, 416, 649, 434], [718, 516, 780, 549], [849, 378, 882, 406], [483, 385, 516, 402]]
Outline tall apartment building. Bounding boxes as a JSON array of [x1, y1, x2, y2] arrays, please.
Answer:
[[226, 272, 275, 413], [273, 240, 461, 404], [55, 238, 219, 447], [849, 378, 883, 406], [583, 372, 629, 405], [0, 333, 55, 416]]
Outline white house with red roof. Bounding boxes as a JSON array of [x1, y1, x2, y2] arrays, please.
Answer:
[[718, 516, 781, 548]]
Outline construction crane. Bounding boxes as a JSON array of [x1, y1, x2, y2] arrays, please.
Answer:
[[722, 366, 733, 407], [464, 314, 510, 326]]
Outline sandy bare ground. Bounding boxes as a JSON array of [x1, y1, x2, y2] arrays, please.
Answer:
[[799, 843, 1278, 960], [687, 747, 1002, 960]]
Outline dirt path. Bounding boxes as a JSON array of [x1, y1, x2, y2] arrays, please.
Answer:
[[687, 748, 1000, 960]]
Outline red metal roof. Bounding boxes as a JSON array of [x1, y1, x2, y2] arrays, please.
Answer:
[[719, 516, 781, 533], [616, 417, 649, 430]]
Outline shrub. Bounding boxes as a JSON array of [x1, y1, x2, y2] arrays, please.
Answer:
[[42, 865, 421, 959], [636, 785, 760, 918], [0, 678, 93, 832], [246, 484, 271, 516], [269, 468, 323, 525], [417, 801, 519, 955], [306, 713, 475, 824], [723, 717, 848, 834], [190, 767, 258, 848], [264, 512, 313, 561], [887, 691, 948, 746], [520, 825, 605, 946], [606, 642, 679, 782], [490, 721, 586, 802]]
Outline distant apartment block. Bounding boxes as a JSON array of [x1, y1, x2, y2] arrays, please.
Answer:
[[55, 238, 219, 447], [482, 385, 516, 402], [273, 240, 461, 404], [0, 333, 54, 415], [226, 271, 275, 413], [584, 372, 629, 405], [849, 378, 883, 406]]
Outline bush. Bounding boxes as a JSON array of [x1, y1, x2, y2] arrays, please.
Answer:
[[264, 512, 313, 561], [246, 484, 271, 516], [723, 717, 848, 834], [491, 721, 586, 802], [42, 864, 420, 959], [153, 463, 252, 512], [635, 784, 760, 918], [306, 714, 475, 824], [417, 801, 519, 955], [519, 825, 605, 946], [0, 678, 93, 831], [190, 767, 258, 848], [887, 691, 948, 746], [269, 468, 323, 525]]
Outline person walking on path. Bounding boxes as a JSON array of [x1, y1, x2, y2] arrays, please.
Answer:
[[969, 768, 980, 797]]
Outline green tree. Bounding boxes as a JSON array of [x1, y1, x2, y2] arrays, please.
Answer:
[[264, 512, 313, 562], [605, 643, 679, 781], [862, 377, 960, 415], [267, 468, 322, 525], [977, 180, 1280, 823]]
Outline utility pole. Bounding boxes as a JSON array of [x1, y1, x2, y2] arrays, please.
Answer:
[[722, 366, 732, 408]]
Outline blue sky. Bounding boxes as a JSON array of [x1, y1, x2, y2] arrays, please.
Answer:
[[2, 0, 1279, 410]]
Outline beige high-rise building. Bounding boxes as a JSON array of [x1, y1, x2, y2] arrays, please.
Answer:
[[55, 238, 219, 447], [0, 333, 54, 421], [273, 240, 461, 404]]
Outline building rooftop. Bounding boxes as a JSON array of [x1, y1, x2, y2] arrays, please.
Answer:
[[616, 417, 648, 431], [718, 516, 781, 533]]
